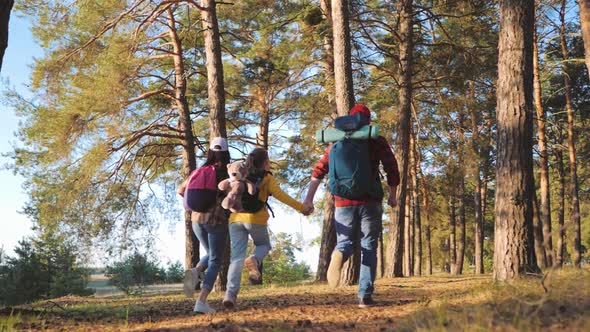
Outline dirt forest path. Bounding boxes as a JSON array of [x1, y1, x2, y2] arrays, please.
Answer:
[[4, 270, 590, 331]]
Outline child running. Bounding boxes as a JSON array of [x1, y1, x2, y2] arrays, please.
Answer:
[[178, 137, 230, 314], [223, 147, 313, 309]]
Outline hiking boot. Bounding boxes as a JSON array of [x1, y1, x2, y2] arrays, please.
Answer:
[[183, 265, 205, 298], [358, 297, 376, 308], [245, 256, 262, 285], [223, 292, 237, 309], [194, 300, 216, 314], [327, 250, 344, 288]]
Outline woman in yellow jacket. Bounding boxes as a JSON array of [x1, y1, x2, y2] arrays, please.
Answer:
[[223, 148, 313, 309]]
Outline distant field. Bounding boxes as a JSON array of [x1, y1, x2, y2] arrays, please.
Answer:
[[87, 274, 183, 297], [87, 274, 110, 289]]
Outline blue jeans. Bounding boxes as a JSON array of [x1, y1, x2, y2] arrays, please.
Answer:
[[334, 201, 383, 299], [192, 222, 228, 292], [226, 222, 271, 295]]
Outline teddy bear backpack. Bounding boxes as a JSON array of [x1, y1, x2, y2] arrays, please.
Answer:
[[183, 165, 218, 212]]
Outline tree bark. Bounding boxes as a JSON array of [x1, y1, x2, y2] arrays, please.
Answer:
[[457, 179, 466, 275], [469, 82, 485, 274], [377, 231, 385, 278], [331, 0, 355, 116], [456, 114, 466, 275], [257, 104, 270, 149], [201, 0, 227, 139], [386, 0, 413, 278], [168, 9, 199, 270], [316, 193, 337, 282], [578, 0, 590, 81], [403, 193, 413, 276], [418, 166, 432, 275], [404, 133, 415, 277], [559, 0, 582, 268], [412, 130, 422, 276], [533, 26, 553, 267], [0, 0, 14, 73], [331, 0, 358, 285], [533, 189, 548, 269], [320, 0, 335, 102], [449, 196, 457, 275], [315, 0, 338, 283], [493, 0, 538, 281], [555, 149, 566, 268], [200, 0, 228, 287]]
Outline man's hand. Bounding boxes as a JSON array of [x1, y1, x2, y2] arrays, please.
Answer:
[[303, 201, 315, 216]]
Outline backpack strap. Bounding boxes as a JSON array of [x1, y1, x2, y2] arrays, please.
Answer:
[[266, 202, 275, 218]]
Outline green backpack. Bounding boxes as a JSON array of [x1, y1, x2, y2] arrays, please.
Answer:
[[326, 114, 383, 200]]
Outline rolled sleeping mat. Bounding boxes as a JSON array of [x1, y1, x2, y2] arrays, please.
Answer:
[[316, 125, 379, 143]]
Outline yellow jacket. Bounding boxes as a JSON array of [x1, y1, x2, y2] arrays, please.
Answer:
[[229, 174, 305, 225]]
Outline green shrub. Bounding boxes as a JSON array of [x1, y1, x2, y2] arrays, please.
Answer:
[[105, 252, 167, 294], [165, 261, 184, 283], [0, 237, 93, 306]]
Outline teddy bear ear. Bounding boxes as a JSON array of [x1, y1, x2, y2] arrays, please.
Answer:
[[227, 163, 231, 169]]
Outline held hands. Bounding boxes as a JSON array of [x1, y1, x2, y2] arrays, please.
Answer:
[[302, 201, 315, 216]]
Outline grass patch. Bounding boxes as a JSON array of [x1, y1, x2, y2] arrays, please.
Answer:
[[0, 310, 21, 332], [397, 268, 590, 331]]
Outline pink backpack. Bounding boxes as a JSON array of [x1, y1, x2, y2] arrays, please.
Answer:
[[183, 165, 218, 212]]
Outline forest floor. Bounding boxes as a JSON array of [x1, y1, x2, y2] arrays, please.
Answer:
[[1, 268, 589, 332]]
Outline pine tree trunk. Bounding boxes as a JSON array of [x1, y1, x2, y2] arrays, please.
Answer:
[[456, 114, 466, 275], [418, 168, 432, 275], [167, 9, 199, 270], [533, 27, 553, 267], [257, 104, 270, 149], [0, 0, 14, 73], [555, 149, 566, 268], [331, 0, 358, 285], [412, 131, 422, 276], [449, 196, 457, 275], [559, 1, 582, 268], [578, 0, 590, 81], [315, 0, 338, 282], [331, 0, 355, 116], [473, 160, 484, 275], [404, 133, 415, 277], [320, 0, 335, 100], [533, 190, 548, 269], [214, 232, 230, 292], [470, 85, 484, 274], [340, 242, 360, 286], [200, 0, 228, 287], [316, 192, 336, 282], [201, 0, 227, 139], [493, 0, 538, 281], [386, 0, 413, 278], [403, 193, 413, 276], [457, 180, 466, 275], [377, 231, 385, 278], [402, 193, 410, 276]]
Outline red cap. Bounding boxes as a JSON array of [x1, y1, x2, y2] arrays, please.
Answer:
[[349, 104, 371, 124]]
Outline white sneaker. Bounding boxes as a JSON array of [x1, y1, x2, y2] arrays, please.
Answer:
[[194, 300, 216, 314], [223, 292, 237, 309], [183, 268, 202, 298]]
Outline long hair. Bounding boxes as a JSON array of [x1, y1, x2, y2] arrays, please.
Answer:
[[245, 148, 269, 174], [202, 150, 230, 168]]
